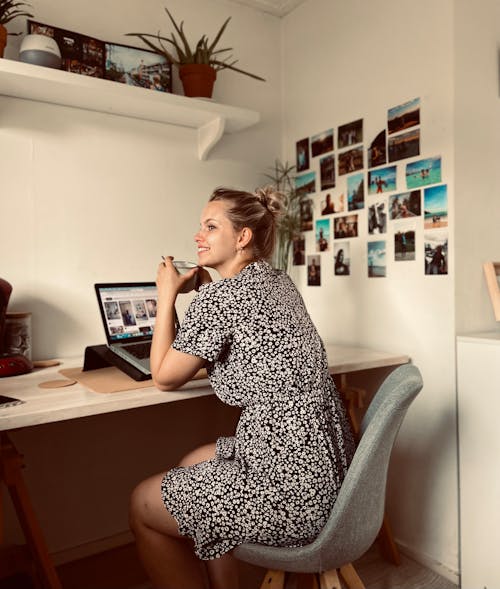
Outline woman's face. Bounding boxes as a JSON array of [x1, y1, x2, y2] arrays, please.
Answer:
[[195, 200, 241, 275]]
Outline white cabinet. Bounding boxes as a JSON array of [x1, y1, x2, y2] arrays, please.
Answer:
[[457, 332, 500, 589], [0, 58, 260, 160]]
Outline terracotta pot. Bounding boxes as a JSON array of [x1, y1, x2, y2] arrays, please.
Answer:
[[0, 24, 7, 59], [179, 64, 216, 98]]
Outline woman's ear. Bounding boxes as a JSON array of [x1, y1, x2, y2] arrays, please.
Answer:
[[237, 227, 253, 249]]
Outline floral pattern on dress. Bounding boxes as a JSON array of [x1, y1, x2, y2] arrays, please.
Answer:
[[161, 260, 355, 560]]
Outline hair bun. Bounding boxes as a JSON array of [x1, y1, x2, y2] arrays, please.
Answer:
[[254, 186, 285, 217]]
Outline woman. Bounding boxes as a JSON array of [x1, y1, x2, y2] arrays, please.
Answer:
[[129, 187, 355, 589]]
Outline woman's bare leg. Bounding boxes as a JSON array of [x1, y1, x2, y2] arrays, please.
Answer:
[[178, 444, 240, 589], [129, 472, 206, 589]]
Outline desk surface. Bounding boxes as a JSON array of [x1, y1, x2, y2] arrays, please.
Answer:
[[0, 344, 409, 432]]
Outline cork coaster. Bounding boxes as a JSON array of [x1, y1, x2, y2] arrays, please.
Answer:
[[38, 378, 77, 389]]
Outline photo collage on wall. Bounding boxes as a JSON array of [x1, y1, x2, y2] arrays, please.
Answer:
[[293, 96, 448, 285]]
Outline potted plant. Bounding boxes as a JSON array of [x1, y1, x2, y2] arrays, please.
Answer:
[[262, 160, 304, 272], [0, 0, 33, 58], [127, 6, 265, 98]]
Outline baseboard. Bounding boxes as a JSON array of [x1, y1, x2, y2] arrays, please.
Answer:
[[51, 530, 134, 566], [396, 540, 459, 586]]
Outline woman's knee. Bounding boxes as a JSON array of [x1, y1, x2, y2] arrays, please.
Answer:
[[178, 442, 216, 467], [129, 473, 165, 533]]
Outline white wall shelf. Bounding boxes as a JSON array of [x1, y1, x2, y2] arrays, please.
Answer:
[[0, 58, 260, 160]]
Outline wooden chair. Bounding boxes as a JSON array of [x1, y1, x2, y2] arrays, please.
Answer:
[[234, 364, 423, 589]]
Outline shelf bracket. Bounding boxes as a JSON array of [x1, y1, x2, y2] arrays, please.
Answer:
[[198, 116, 225, 160]]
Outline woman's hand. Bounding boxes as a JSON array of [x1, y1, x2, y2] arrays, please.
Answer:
[[156, 256, 199, 299]]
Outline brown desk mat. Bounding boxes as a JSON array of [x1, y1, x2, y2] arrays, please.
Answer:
[[58, 366, 207, 394]]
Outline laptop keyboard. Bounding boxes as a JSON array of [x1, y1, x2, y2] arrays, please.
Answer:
[[125, 342, 151, 359]]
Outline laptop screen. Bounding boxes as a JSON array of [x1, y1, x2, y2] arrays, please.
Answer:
[[95, 282, 158, 344]]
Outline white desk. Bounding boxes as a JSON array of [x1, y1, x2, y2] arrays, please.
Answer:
[[0, 344, 409, 588], [0, 345, 409, 432]]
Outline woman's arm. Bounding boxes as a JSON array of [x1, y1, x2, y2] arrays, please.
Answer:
[[150, 257, 209, 391]]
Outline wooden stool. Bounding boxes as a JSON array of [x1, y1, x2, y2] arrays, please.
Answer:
[[0, 432, 62, 589]]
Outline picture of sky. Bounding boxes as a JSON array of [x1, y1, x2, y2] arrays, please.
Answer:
[[424, 184, 448, 228], [295, 171, 316, 196], [388, 97, 420, 134], [367, 240, 386, 277]]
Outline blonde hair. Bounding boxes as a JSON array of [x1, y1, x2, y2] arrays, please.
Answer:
[[209, 186, 285, 260]]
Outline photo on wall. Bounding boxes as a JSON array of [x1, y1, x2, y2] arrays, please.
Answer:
[[424, 229, 448, 275], [424, 184, 448, 229], [388, 97, 420, 135], [307, 255, 321, 286], [389, 190, 421, 219], [388, 128, 420, 162], [338, 147, 364, 176], [347, 173, 364, 211], [406, 156, 442, 189], [368, 200, 387, 235], [319, 192, 345, 215], [320, 154, 336, 190], [296, 137, 310, 172], [295, 171, 316, 197], [315, 218, 331, 252], [311, 129, 334, 157], [367, 165, 397, 194], [333, 214, 359, 239], [394, 227, 416, 261], [367, 241, 386, 277], [338, 119, 363, 148], [368, 130, 387, 168], [292, 235, 306, 266], [334, 241, 350, 275], [300, 198, 314, 232]]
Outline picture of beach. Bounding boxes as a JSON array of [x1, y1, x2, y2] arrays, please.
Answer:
[[347, 173, 364, 210], [315, 218, 331, 252], [295, 171, 316, 196], [424, 184, 448, 229], [338, 119, 363, 148], [424, 229, 448, 275], [367, 241, 386, 277], [320, 154, 336, 190], [338, 147, 364, 176], [368, 130, 387, 168], [388, 97, 420, 135], [395, 229, 416, 261], [389, 190, 421, 219], [311, 128, 334, 157], [388, 128, 420, 162], [406, 156, 442, 189], [296, 137, 310, 172], [368, 166, 397, 195]]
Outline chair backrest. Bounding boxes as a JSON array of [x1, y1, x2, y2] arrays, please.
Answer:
[[312, 363, 423, 570], [234, 363, 423, 573]]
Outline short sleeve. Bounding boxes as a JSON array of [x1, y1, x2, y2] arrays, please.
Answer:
[[172, 284, 232, 362]]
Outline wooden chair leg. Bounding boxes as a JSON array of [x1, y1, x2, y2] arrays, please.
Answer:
[[319, 568, 342, 589], [0, 433, 62, 589], [295, 572, 320, 589], [378, 513, 401, 565], [260, 569, 286, 589], [339, 564, 365, 589]]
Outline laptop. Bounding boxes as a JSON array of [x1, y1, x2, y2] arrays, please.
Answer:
[[94, 281, 196, 377], [95, 282, 160, 377]]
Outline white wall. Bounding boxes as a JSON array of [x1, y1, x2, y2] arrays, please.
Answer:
[[454, 0, 500, 334], [282, 0, 458, 579], [1, 0, 282, 559]]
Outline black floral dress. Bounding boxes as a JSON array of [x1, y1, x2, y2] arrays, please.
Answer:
[[161, 260, 355, 560]]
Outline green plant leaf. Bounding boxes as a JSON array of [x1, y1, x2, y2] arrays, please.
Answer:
[[211, 59, 266, 81], [207, 16, 231, 54], [164, 6, 193, 61]]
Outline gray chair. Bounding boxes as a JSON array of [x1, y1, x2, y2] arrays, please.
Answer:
[[234, 363, 423, 589]]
